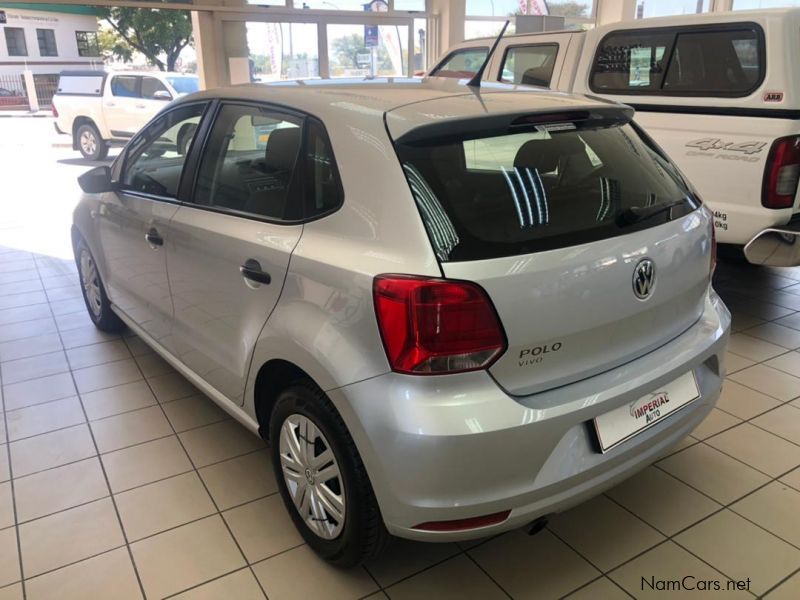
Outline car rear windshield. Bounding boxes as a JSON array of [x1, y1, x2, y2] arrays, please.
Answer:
[[394, 121, 699, 262]]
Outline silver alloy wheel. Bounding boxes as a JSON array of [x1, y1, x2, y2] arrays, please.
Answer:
[[279, 413, 346, 539], [80, 129, 97, 156], [79, 249, 102, 318]]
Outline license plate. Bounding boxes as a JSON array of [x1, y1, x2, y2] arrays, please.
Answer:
[[593, 372, 700, 453]]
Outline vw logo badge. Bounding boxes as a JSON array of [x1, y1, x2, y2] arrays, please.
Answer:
[[633, 259, 656, 300]]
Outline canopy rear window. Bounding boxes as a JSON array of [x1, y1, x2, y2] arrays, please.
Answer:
[[590, 23, 764, 97], [394, 119, 698, 262]]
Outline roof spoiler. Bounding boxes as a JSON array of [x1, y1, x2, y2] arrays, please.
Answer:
[[394, 105, 635, 146]]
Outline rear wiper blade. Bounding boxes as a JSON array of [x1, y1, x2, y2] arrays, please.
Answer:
[[616, 199, 688, 227]]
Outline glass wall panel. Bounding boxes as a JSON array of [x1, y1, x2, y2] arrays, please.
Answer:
[[246, 22, 320, 81], [327, 23, 409, 77]]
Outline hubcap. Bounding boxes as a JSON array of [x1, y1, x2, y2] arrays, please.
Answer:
[[279, 414, 345, 540], [80, 130, 96, 156], [79, 249, 102, 318]]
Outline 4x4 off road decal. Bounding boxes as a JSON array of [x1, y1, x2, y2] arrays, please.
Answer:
[[685, 138, 766, 163]]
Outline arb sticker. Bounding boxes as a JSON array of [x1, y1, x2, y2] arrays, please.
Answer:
[[764, 91, 784, 103]]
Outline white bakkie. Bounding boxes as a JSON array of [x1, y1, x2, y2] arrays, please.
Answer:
[[429, 8, 800, 266], [52, 70, 199, 160]]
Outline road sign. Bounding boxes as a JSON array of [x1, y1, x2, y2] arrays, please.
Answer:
[[364, 24, 379, 48]]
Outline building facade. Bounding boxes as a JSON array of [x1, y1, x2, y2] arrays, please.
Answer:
[[0, 3, 100, 107]]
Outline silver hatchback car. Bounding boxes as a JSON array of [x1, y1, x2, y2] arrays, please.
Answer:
[[73, 78, 730, 566]]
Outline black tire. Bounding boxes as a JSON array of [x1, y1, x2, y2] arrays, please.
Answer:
[[716, 243, 750, 265], [75, 238, 125, 333], [76, 123, 109, 161], [269, 382, 389, 566]]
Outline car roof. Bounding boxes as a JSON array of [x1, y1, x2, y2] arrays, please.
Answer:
[[176, 77, 625, 138]]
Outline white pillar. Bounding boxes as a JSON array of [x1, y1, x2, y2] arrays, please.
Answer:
[[23, 69, 39, 113], [595, 0, 637, 25], [192, 10, 224, 90], [711, 0, 733, 12], [430, 0, 465, 52]]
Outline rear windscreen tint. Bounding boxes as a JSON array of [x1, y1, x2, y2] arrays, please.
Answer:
[[395, 123, 698, 262], [590, 24, 764, 97]]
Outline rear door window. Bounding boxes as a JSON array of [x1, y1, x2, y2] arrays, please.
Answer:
[[430, 47, 489, 79], [394, 121, 698, 261], [194, 103, 304, 221], [499, 44, 558, 87], [590, 24, 764, 96]]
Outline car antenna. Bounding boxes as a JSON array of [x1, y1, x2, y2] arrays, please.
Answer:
[[466, 20, 510, 88]]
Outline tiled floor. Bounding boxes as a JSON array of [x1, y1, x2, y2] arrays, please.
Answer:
[[1, 252, 800, 599], [2, 121, 800, 599]]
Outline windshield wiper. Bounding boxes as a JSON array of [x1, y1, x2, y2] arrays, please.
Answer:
[[616, 198, 689, 227]]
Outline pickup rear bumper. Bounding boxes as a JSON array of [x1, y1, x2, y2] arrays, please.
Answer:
[[53, 121, 67, 136], [745, 218, 800, 267]]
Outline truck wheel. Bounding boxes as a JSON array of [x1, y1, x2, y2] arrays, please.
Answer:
[[270, 382, 389, 566], [76, 123, 108, 161]]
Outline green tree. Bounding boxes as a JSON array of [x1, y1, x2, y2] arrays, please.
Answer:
[[332, 33, 367, 70], [97, 28, 133, 64], [97, 8, 193, 71], [331, 33, 393, 73], [546, 1, 589, 18]]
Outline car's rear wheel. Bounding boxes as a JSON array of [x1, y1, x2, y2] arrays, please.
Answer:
[[76, 123, 108, 161], [76, 239, 124, 333], [270, 382, 388, 566]]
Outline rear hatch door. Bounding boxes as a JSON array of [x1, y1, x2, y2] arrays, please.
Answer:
[[390, 97, 713, 396]]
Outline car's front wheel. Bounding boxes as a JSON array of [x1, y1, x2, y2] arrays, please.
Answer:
[[76, 239, 124, 333], [270, 382, 388, 566], [76, 123, 108, 161]]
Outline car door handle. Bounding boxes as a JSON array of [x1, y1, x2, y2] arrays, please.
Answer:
[[240, 259, 271, 285], [145, 228, 163, 247], [135, 103, 146, 109]]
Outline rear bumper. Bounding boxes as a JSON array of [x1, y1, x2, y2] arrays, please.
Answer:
[[744, 218, 800, 266], [53, 121, 67, 136], [329, 289, 730, 541]]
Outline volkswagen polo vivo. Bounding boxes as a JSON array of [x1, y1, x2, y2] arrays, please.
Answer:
[[71, 78, 730, 566]]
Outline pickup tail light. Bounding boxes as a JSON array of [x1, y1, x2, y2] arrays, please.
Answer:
[[51, 101, 58, 119], [373, 275, 507, 375], [763, 136, 800, 209]]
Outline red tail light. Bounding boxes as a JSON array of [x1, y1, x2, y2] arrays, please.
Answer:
[[373, 275, 507, 375], [51, 101, 58, 118], [413, 510, 511, 532], [763, 136, 800, 209]]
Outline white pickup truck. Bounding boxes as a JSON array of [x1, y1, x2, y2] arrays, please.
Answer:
[[430, 8, 800, 266], [52, 70, 199, 160]]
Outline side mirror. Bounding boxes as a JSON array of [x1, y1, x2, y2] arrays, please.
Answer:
[[153, 90, 172, 101], [744, 227, 800, 267], [78, 166, 114, 194]]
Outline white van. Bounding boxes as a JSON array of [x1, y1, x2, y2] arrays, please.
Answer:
[[429, 9, 800, 266]]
